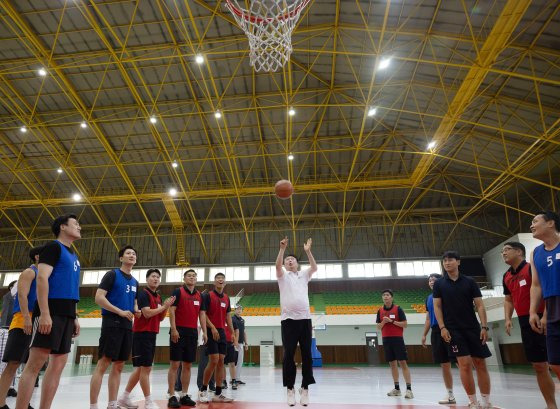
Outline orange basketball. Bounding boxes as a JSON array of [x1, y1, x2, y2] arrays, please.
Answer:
[[275, 179, 293, 199]]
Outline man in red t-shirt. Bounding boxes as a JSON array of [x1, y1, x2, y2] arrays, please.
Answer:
[[376, 289, 413, 399], [502, 242, 556, 409], [198, 273, 237, 403], [118, 269, 175, 409]]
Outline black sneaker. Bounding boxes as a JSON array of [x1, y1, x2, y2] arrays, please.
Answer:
[[179, 395, 196, 407], [7, 388, 17, 397], [167, 395, 181, 408], [209, 385, 216, 392], [236, 380, 246, 385], [0, 404, 9, 409], [232, 381, 238, 390], [222, 381, 228, 389]]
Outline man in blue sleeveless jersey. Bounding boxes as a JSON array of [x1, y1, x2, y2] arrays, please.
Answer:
[[530, 211, 560, 381], [421, 273, 455, 405], [15, 214, 81, 409], [90, 245, 139, 409], [0, 246, 42, 409]]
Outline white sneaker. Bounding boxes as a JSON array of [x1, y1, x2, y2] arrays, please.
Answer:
[[198, 390, 209, 403], [404, 389, 414, 399], [144, 401, 159, 409], [438, 394, 456, 404], [287, 389, 296, 406], [212, 394, 234, 403], [387, 388, 401, 396], [480, 403, 493, 409], [468, 402, 479, 409], [299, 388, 309, 406], [117, 396, 138, 409]]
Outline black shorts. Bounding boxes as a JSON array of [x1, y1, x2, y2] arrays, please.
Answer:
[[546, 320, 560, 365], [382, 337, 407, 362], [224, 342, 238, 364], [3, 328, 31, 363], [30, 315, 75, 354], [98, 325, 133, 362], [447, 328, 491, 359], [131, 332, 157, 367], [431, 327, 455, 364], [206, 328, 226, 356], [169, 327, 198, 363], [518, 315, 547, 363]]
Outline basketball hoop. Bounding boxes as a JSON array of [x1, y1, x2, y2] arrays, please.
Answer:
[[225, 0, 311, 72]]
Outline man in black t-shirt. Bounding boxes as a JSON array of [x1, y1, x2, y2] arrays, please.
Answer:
[[15, 214, 81, 409], [433, 251, 492, 409], [232, 305, 248, 385]]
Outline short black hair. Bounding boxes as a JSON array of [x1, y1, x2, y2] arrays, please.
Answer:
[[442, 250, 460, 260], [184, 269, 196, 277], [214, 272, 225, 279], [118, 245, 137, 258], [146, 268, 161, 278], [29, 245, 43, 263], [7, 280, 16, 290], [51, 214, 77, 237], [382, 289, 393, 297], [283, 253, 299, 263], [536, 211, 560, 232], [428, 273, 442, 280], [503, 241, 526, 257]]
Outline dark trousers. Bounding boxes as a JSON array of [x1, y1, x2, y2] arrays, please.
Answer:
[[196, 345, 215, 389], [281, 319, 315, 389]]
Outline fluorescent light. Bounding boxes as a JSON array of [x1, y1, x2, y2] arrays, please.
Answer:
[[377, 57, 391, 71], [195, 54, 204, 64], [149, 116, 157, 124], [72, 193, 82, 201], [20, 126, 27, 133], [80, 121, 87, 128], [57, 168, 63, 174], [214, 111, 222, 119], [172, 161, 178, 168], [169, 188, 177, 196], [38, 68, 47, 76], [288, 107, 295, 116], [367, 107, 377, 117], [288, 154, 294, 160], [427, 141, 436, 150]]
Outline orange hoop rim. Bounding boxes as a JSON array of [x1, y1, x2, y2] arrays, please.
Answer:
[[225, 0, 311, 25]]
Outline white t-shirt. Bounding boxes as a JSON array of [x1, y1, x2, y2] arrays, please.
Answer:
[[277, 267, 312, 321]]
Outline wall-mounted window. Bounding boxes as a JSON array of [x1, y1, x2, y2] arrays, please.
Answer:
[[348, 262, 391, 278], [254, 265, 275, 281], [209, 266, 249, 282], [396, 260, 441, 276], [166, 267, 204, 283], [3, 273, 20, 287]]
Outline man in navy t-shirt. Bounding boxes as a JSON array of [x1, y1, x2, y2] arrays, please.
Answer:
[[90, 245, 139, 409]]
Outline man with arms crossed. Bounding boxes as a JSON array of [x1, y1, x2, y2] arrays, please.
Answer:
[[90, 245, 139, 409], [502, 241, 556, 408], [118, 268, 175, 409], [167, 269, 206, 408], [377, 289, 413, 399], [530, 211, 560, 381], [276, 237, 317, 407], [0, 246, 42, 409], [433, 251, 492, 409], [15, 214, 81, 409], [421, 273, 455, 405]]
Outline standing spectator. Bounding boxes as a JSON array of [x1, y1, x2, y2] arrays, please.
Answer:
[[232, 305, 248, 385]]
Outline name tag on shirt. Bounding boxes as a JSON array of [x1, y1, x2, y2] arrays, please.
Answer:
[[519, 279, 527, 287], [193, 300, 200, 306], [220, 302, 226, 308], [389, 314, 395, 319], [556, 253, 560, 259]]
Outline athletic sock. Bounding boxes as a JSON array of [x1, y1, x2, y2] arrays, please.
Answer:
[[406, 383, 411, 390], [394, 382, 400, 390], [481, 393, 490, 405], [108, 401, 117, 408], [468, 394, 477, 404], [90, 405, 98, 409], [122, 390, 130, 399], [167, 392, 175, 399], [216, 387, 222, 396], [145, 395, 152, 403]]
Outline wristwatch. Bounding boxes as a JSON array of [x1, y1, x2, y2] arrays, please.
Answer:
[[481, 326, 489, 331]]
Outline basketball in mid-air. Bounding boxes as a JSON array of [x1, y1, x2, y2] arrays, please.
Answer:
[[275, 179, 293, 199]]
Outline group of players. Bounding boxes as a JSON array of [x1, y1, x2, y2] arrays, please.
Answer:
[[0, 209, 558, 409], [376, 210, 560, 409]]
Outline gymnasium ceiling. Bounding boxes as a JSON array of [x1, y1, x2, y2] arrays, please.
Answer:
[[0, 0, 559, 267]]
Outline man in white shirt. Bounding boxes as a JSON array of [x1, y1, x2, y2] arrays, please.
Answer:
[[275, 237, 317, 407]]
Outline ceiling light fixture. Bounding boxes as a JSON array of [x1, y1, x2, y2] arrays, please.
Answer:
[[427, 141, 436, 150], [367, 107, 377, 117], [149, 116, 157, 124], [169, 188, 177, 196], [57, 168, 63, 174], [288, 107, 295, 116], [80, 121, 87, 128], [172, 161, 178, 168], [214, 110, 222, 119], [288, 154, 294, 160], [72, 193, 82, 202], [20, 126, 27, 133], [195, 54, 204, 64], [38, 68, 47, 76], [377, 57, 391, 71]]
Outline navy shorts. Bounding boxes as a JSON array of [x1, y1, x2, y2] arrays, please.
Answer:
[[447, 328, 491, 359], [169, 327, 198, 363], [382, 337, 407, 362], [206, 328, 226, 356], [546, 320, 560, 365], [518, 315, 547, 363]]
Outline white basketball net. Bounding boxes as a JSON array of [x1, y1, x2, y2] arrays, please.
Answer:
[[225, 0, 310, 72]]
